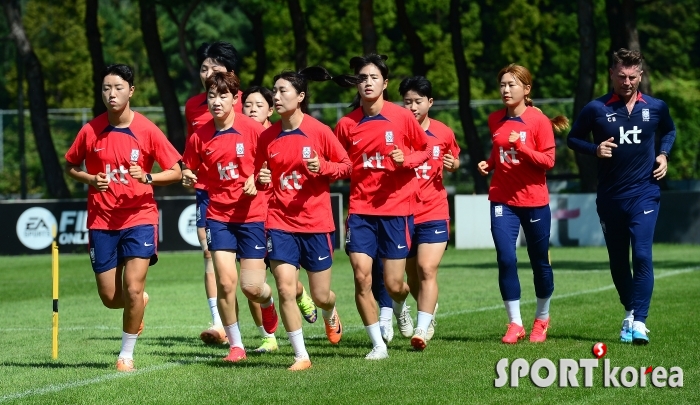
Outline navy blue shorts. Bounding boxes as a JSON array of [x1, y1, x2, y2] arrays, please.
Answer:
[[267, 229, 334, 271], [88, 224, 158, 273], [345, 214, 414, 259], [205, 220, 266, 259], [408, 219, 449, 258], [195, 189, 210, 228]]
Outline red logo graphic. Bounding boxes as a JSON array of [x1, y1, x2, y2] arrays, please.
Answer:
[[592, 342, 607, 359]]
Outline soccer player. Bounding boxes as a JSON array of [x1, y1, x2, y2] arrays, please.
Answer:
[[181, 71, 276, 362], [567, 48, 676, 345], [477, 64, 568, 344], [255, 67, 357, 370], [184, 41, 242, 346], [399, 76, 460, 350], [335, 54, 430, 359], [241, 86, 319, 353], [65, 64, 181, 372]]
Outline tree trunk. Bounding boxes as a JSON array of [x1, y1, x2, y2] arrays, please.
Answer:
[[139, 0, 186, 153], [359, 0, 377, 55], [2, 0, 71, 198], [163, 0, 201, 98], [287, 0, 307, 70], [394, 0, 427, 76], [242, 7, 267, 86], [85, 0, 107, 118], [573, 0, 598, 192], [605, 0, 651, 94], [449, 0, 487, 194]]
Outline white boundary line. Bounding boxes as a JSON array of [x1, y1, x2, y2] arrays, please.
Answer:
[[1, 267, 697, 402]]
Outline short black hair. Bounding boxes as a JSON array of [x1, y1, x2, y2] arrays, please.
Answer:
[[612, 48, 643, 69], [399, 76, 432, 99], [242, 86, 273, 108], [103, 64, 134, 87], [196, 41, 241, 73]]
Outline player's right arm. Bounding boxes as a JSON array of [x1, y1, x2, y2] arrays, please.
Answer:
[[181, 132, 202, 187], [566, 104, 599, 156], [64, 128, 109, 191]]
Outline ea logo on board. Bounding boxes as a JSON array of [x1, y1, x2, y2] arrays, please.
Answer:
[[16, 207, 57, 250], [178, 204, 200, 247]]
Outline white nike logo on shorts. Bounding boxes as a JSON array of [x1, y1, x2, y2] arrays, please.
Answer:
[[530, 218, 541, 223], [318, 255, 329, 260], [644, 210, 654, 214], [397, 244, 406, 249], [144, 242, 153, 246], [435, 230, 446, 234], [254, 245, 265, 249]]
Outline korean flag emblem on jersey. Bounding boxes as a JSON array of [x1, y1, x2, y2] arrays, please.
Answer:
[[236, 142, 244, 157], [432, 145, 440, 160], [519, 131, 527, 143], [302, 146, 311, 159], [385, 131, 394, 145], [130, 149, 140, 162], [642, 109, 650, 122]]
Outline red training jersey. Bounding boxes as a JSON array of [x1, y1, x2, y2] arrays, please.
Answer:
[[485, 106, 555, 207], [413, 118, 461, 224], [184, 91, 243, 190], [65, 112, 181, 230], [182, 114, 266, 223], [255, 114, 351, 233], [335, 101, 430, 216]]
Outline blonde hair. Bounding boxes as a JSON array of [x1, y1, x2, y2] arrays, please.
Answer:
[[498, 64, 570, 133]]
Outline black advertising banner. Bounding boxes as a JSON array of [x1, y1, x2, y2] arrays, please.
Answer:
[[1, 194, 343, 256]]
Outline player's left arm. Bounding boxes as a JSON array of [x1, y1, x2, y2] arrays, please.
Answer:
[[510, 118, 555, 170], [401, 117, 431, 169], [653, 101, 677, 180], [314, 126, 352, 181], [443, 130, 461, 173], [136, 127, 182, 186]]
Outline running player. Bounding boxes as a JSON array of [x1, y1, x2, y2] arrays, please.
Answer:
[[181, 71, 275, 362], [399, 76, 460, 350], [255, 67, 357, 370], [477, 64, 568, 344], [567, 49, 676, 345], [335, 54, 430, 359], [65, 64, 181, 372], [240, 86, 318, 353]]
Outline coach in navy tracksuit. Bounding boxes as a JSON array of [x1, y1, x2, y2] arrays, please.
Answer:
[[567, 48, 676, 346]]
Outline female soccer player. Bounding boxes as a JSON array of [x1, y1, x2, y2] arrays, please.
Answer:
[[477, 64, 568, 344], [182, 71, 276, 362], [335, 54, 430, 360], [255, 67, 357, 370], [242, 86, 274, 128], [65, 64, 181, 372], [399, 76, 460, 350]]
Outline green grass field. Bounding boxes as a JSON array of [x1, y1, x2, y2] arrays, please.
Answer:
[[1, 245, 699, 404]]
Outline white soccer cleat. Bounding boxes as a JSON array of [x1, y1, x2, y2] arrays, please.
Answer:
[[380, 322, 394, 343], [396, 305, 414, 338], [426, 302, 438, 341], [365, 345, 389, 360]]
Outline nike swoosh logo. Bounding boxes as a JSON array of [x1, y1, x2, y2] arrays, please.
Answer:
[[605, 113, 616, 117], [530, 218, 541, 223], [205, 150, 214, 155], [644, 210, 654, 214], [353, 139, 362, 145], [192, 121, 199, 126], [397, 244, 406, 249], [318, 255, 329, 260], [93, 148, 105, 152], [144, 242, 153, 247], [492, 133, 499, 138], [435, 230, 446, 234], [270, 152, 280, 158], [254, 245, 265, 249]]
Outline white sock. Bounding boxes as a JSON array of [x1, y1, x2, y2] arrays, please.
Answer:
[[208, 297, 222, 326], [258, 325, 274, 338], [392, 300, 405, 317], [322, 305, 335, 322], [504, 300, 522, 326], [261, 296, 274, 308], [535, 297, 551, 321], [287, 328, 309, 359], [625, 310, 634, 319], [379, 307, 393, 325], [416, 311, 433, 332], [119, 332, 138, 359], [365, 322, 387, 349], [224, 323, 244, 349]]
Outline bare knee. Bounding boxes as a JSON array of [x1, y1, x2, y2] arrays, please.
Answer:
[[98, 292, 122, 309], [218, 279, 237, 296], [311, 289, 331, 307]]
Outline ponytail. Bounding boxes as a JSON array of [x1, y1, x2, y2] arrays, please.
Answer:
[[530, 106, 570, 133], [274, 66, 362, 114]]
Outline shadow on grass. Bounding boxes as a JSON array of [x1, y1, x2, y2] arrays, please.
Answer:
[[0, 361, 107, 369], [442, 260, 698, 271]]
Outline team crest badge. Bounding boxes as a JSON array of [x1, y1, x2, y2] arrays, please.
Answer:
[[130, 149, 140, 162], [495, 205, 503, 217], [519, 131, 527, 143], [302, 146, 311, 159], [642, 109, 650, 122], [385, 131, 394, 145], [236, 142, 244, 157], [432, 146, 440, 159]]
